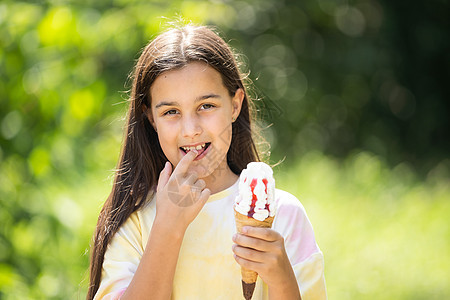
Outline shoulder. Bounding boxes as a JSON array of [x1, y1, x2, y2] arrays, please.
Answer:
[[273, 188, 313, 233], [112, 193, 156, 243], [274, 188, 307, 215]]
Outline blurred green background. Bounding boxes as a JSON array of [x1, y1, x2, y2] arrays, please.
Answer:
[[0, 0, 449, 299]]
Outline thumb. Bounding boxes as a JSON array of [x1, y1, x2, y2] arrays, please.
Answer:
[[197, 188, 211, 207], [157, 161, 172, 193]]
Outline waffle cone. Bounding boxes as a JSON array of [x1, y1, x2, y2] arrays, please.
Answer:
[[235, 210, 274, 299]]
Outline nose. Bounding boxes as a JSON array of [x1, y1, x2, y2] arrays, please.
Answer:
[[181, 114, 202, 138]]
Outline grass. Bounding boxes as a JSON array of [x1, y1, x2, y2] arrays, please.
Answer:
[[276, 151, 450, 299]]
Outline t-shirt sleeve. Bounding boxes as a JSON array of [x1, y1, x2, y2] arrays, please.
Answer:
[[94, 212, 144, 300], [274, 190, 327, 300]]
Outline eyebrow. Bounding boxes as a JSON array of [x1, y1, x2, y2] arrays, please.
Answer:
[[154, 93, 222, 109]]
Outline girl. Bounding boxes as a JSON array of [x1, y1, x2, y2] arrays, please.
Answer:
[[87, 25, 326, 300]]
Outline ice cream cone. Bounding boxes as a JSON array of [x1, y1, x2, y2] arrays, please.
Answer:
[[234, 162, 276, 300], [235, 210, 274, 299]]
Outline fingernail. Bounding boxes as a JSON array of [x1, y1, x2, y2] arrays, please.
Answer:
[[242, 227, 248, 234], [232, 234, 237, 241]]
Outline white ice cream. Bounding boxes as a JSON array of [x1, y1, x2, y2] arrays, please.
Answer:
[[234, 162, 276, 221]]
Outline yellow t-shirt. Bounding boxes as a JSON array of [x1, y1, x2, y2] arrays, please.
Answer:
[[94, 179, 327, 299]]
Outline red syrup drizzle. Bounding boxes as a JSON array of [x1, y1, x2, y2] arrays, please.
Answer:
[[247, 178, 269, 218], [262, 178, 270, 211]]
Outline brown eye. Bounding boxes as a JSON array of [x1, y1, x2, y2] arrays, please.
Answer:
[[163, 109, 178, 116], [200, 103, 215, 110]]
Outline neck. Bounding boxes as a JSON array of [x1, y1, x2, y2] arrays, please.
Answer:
[[203, 165, 238, 194]]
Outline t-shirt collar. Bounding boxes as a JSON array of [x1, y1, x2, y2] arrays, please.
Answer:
[[207, 177, 239, 202]]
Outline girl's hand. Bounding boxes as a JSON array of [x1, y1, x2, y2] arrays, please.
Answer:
[[232, 227, 301, 298], [155, 150, 211, 233]]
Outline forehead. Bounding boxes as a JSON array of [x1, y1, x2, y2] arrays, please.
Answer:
[[150, 62, 228, 105]]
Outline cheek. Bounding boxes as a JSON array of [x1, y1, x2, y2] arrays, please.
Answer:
[[211, 123, 233, 158], [156, 127, 177, 153]]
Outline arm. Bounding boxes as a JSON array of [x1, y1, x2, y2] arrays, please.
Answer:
[[120, 218, 185, 299], [121, 150, 210, 299], [232, 226, 301, 300]]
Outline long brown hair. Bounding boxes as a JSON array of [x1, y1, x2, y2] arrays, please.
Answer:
[[86, 24, 261, 299]]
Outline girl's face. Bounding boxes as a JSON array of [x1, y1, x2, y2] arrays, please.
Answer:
[[147, 62, 243, 189]]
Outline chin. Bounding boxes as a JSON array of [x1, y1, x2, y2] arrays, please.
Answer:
[[192, 163, 216, 179]]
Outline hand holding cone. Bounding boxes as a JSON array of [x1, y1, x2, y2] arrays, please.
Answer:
[[235, 211, 274, 299]]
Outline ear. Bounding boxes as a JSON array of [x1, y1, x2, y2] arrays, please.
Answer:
[[231, 88, 244, 122], [142, 104, 156, 130]]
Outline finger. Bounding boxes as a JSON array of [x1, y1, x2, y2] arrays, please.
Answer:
[[193, 179, 206, 191], [232, 244, 266, 263], [190, 185, 201, 198], [157, 161, 172, 193], [173, 149, 198, 175], [184, 171, 199, 186], [233, 253, 264, 272], [197, 188, 211, 206], [232, 233, 272, 252], [241, 227, 280, 242]]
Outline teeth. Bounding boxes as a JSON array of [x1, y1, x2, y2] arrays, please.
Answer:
[[182, 143, 206, 151]]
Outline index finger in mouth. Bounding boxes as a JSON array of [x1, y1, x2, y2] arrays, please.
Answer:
[[173, 149, 198, 175]]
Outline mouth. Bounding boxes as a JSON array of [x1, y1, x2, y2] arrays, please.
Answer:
[[180, 142, 211, 160]]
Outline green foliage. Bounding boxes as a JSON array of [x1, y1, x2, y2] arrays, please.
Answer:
[[224, 0, 449, 169], [0, 0, 448, 299], [276, 152, 450, 299]]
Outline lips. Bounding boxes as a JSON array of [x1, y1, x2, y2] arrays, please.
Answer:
[[180, 142, 211, 158]]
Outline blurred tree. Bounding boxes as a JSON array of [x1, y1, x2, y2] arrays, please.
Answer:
[[222, 0, 449, 172], [375, 0, 450, 170]]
